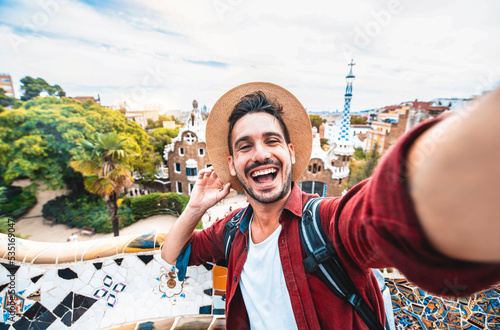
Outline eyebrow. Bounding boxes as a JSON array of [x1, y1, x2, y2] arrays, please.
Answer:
[[234, 132, 285, 149]]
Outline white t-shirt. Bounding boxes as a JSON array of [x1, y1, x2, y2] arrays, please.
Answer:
[[240, 218, 298, 329]]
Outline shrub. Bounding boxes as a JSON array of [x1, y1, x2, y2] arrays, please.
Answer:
[[166, 193, 189, 213], [0, 184, 37, 219], [0, 217, 10, 234], [128, 192, 189, 220], [130, 193, 164, 219], [42, 191, 135, 233], [121, 197, 132, 207]]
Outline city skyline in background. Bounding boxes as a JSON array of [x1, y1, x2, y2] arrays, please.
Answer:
[[0, 0, 499, 112]]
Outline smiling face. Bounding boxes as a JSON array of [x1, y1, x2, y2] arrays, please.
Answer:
[[228, 112, 296, 204]]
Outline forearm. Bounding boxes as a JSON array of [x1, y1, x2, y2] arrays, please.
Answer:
[[407, 88, 500, 262], [161, 168, 231, 264], [161, 204, 206, 264]]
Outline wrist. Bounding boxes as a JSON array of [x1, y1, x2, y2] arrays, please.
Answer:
[[182, 203, 207, 222]]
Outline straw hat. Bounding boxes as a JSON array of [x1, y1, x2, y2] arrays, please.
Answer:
[[206, 82, 313, 193]]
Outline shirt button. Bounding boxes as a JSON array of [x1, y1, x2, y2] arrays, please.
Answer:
[[244, 247, 248, 251], [233, 276, 237, 282]]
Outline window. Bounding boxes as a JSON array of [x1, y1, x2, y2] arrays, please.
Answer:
[[175, 163, 181, 173], [300, 181, 326, 197], [313, 164, 317, 174], [186, 167, 197, 176], [176, 181, 183, 194], [1, 79, 10, 83], [189, 183, 194, 194], [308, 165, 312, 172], [179, 147, 185, 156], [186, 159, 198, 179], [318, 166, 321, 172], [198, 148, 205, 156], [206, 164, 212, 168]]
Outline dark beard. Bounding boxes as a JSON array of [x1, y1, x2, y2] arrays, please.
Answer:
[[236, 159, 293, 204]]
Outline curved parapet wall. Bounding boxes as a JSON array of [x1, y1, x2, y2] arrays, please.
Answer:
[[1, 233, 500, 329], [0, 232, 221, 329]]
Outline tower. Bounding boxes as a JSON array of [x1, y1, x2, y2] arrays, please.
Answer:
[[333, 60, 356, 156]]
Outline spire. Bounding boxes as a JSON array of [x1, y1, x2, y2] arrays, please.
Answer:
[[334, 60, 356, 156]]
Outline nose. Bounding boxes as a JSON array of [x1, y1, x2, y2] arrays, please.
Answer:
[[252, 141, 271, 162]]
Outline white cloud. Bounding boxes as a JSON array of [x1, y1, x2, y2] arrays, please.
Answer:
[[0, 0, 498, 112]]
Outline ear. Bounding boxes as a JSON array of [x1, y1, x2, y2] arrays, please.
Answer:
[[228, 156, 236, 176], [288, 143, 296, 164]]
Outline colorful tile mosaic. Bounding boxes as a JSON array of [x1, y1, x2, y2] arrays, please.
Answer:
[[388, 278, 500, 329], [0, 233, 214, 329], [1, 232, 500, 329], [92, 274, 126, 308]]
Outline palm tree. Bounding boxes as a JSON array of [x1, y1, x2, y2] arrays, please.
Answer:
[[71, 133, 134, 236]]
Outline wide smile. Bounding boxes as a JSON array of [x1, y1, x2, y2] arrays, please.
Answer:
[[249, 167, 279, 187]]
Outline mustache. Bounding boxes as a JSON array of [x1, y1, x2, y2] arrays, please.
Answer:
[[245, 159, 280, 176]]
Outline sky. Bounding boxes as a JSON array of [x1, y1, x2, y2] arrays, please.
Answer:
[[0, 0, 499, 113]]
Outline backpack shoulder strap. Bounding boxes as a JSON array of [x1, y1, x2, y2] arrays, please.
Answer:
[[220, 207, 247, 266], [300, 197, 388, 330]]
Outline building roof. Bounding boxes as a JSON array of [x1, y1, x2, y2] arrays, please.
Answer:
[[356, 133, 367, 141], [72, 96, 98, 103]]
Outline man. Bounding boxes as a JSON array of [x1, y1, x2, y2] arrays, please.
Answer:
[[162, 82, 500, 329]]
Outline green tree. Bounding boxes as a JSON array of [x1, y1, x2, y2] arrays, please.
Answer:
[[20, 76, 66, 101], [0, 88, 20, 108], [320, 138, 330, 149], [309, 114, 326, 130], [346, 145, 380, 190], [149, 127, 179, 153], [353, 147, 366, 160], [350, 115, 367, 125], [132, 149, 162, 182], [71, 133, 135, 236], [0, 97, 152, 190], [158, 114, 169, 122]]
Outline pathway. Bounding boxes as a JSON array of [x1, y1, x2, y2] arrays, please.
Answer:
[[14, 193, 248, 243]]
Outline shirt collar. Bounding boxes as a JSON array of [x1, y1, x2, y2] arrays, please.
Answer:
[[238, 182, 304, 233]]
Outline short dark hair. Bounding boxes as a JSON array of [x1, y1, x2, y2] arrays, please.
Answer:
[[228, 91, 290, 155]]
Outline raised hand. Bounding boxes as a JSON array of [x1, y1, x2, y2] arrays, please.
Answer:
[[187, 167, 231, 214]]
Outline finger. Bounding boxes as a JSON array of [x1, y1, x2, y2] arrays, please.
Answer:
[[218, 182, 231, 200], [198, 168, 213, 180], [198, 168, 213, 176], [210, 169, 219, 179]]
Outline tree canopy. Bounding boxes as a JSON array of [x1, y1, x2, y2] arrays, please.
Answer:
[[309, 114, 326, 130], [350, 115, 368, 125], [145, 114, 180, 130], [149, 127, 179, 153], [346, 145, 380, 190], [0, 96, 155, 189], [0, 88, 21, 109], [20, 76, 66, 101], [71, 132, 135, 236]]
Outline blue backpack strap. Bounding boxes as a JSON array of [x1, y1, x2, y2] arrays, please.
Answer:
[[300, 197, 388, 330], [217, 207, 247, 268]]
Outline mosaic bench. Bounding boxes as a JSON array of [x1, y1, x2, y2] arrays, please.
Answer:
[[1, 233, 499, 329]]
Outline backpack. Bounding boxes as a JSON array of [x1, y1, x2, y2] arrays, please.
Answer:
[[222, 197, 395, 330]]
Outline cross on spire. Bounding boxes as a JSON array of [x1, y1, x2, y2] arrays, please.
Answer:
[[347, 59, 356, 76]]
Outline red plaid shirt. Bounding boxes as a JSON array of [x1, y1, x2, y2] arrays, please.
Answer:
[[176, 118, 500, 329]]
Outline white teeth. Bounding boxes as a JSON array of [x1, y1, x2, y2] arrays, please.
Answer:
[[251, 168, 277, 177]]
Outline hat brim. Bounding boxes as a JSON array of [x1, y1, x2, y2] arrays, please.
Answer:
[[206, 82, 313, 193]]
